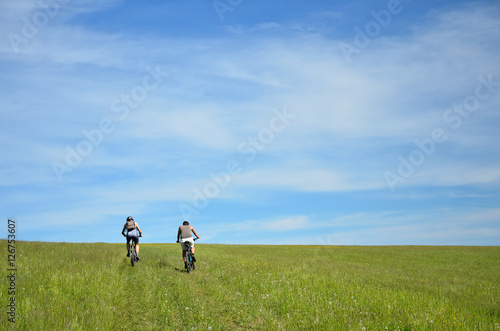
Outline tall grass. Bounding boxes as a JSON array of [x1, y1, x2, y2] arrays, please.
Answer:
[[2, 241, 499, 330]]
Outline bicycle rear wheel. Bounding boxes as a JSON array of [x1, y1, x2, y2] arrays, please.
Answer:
[[131, 244, 136, 267], [186, 253, 192, 273]]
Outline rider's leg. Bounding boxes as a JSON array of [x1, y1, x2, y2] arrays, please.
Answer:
[[182, 249, 187, 262], [133, 237, 140, 261], [191, 246, 197, 262], [126, 240, 130, 254]]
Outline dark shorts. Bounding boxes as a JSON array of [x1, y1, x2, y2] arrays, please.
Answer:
[[127, 234, 139, 244]]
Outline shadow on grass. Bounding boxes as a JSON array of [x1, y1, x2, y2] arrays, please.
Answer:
[[173, 262, 197, 274], [174, 267, 188, 273], [158, 259, 189, 273]]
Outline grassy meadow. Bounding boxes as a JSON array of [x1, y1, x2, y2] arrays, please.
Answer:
[[1, 241, 499, 330]]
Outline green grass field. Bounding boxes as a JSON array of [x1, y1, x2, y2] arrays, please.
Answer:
[[2, 241, 499, 330]]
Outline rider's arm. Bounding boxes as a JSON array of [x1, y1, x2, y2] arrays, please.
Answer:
[[121, 225, 127, 237], [191, 226, 200, 239], [136, 224, 143, 237], [176, 226, 181, 242]]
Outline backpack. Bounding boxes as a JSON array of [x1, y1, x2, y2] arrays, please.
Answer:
[[126, 220, 136, 230]]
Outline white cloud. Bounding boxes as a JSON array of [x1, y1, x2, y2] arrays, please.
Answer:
[[264, 215, 309, 231], [126, 107, 237, 150], [306, 208, 500, 245], [235, 167, 383, 192], [222, 21, 282, 34]]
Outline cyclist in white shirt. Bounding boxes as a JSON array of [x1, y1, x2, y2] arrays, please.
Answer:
[[176, 221, 200, 269]]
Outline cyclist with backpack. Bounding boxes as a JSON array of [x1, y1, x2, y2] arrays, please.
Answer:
[[122, 216, 143, 261], [176, 221, 200, 269]]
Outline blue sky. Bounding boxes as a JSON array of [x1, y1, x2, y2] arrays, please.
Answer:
[[1, 0, 499, 245]]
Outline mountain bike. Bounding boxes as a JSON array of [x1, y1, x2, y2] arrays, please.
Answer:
[[185, 238, 197, 273]]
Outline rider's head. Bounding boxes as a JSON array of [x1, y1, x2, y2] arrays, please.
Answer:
[[127, 216, 134, 221], [183, 221, 189, 225]]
